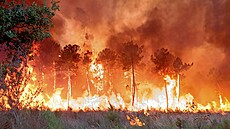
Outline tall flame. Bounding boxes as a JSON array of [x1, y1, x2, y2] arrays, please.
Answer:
[[1, 61, 230, 113]]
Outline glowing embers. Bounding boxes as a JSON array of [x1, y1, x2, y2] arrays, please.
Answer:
[[126, 115, 145, 126]]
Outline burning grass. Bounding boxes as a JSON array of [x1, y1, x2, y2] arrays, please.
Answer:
[[1, 40, 230, 128], [0, 109, 230, 129]]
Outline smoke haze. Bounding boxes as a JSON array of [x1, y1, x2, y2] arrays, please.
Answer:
[[28, 0, 230, 103]]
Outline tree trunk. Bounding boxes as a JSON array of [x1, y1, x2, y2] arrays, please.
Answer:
[[107, 68, 113, 93], [131, 60, 136, 106], [164, 80, 169, 111], [176, 74, 180, 106], [0, 63, 3, 86], [67, 66, 71, 108], [86, 71, 90, 96], [53, 61, 56, 91], [108, 68, 110, 85], [38, 67, 44, 87]]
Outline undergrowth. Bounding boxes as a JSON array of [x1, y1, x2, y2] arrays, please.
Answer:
[[0, 110, 230, 129]]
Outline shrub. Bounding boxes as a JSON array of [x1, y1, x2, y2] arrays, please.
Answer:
[[43, 110, 64, 129]]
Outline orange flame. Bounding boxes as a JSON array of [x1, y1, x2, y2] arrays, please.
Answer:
[[126, 115, 145, 126], [1, 61, 230, 113]]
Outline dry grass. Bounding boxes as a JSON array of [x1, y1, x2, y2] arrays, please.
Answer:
[[0, 109, 230, 129]]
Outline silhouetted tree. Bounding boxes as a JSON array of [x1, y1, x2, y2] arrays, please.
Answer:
[[152, 48, 193, 110], [82, 50, 93, 96], [119, 41, 143, 106], [57, 44, 81, 108], [36, 38, 61, 90], [37, 38, 61, 67], [97, 48, 117, 93], [173, 57, 193, 104], [0, 0, 59, 109], [151, 48, 175, 110]]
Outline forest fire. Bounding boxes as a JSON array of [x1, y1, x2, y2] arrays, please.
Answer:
[[1, 39, 230, 113], [1, 0, 230, 115], [1, 59, 230, 113], [2, 0, 230, 128]]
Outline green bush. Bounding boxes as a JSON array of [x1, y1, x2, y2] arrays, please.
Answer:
[[107, 111, 123, 128], [222, 119, 230, 129], [43, 110, 64, 129]]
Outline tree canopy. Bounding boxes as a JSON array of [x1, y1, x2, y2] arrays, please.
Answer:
[[151, 48, 193, 76], [173, 57, 193, 74], [82, 50, 93, 66], [36, 38, 61, 68], [119, 41, 144, 71], [0, 0, 59, 58], [118, 41, 143, 106], [151, 48, 193, 110], [57, 44, 81, 72], [0, 0, 59, 109], [151, 48, 175, 76], [97, 48, 117, 69]]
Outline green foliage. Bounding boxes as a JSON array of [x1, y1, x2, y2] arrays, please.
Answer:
[[43, 110, 64, 129], [0, 0, 59, 55], [220, 119, 230, 129], [1, 110, 229, 129], [107, 110, 122, 128], [0, 0, 59, 109], [107, 110, 119, 122]]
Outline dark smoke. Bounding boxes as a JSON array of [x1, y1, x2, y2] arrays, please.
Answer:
[[19, 0, 230, 103]]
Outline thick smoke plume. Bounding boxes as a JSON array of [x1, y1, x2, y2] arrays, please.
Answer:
[[27, 0, 230, 103]]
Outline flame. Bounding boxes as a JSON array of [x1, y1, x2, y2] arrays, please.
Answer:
[[89, 62, 104, 92], [1, 60, 230, 114], [126, 115, 145, 126]]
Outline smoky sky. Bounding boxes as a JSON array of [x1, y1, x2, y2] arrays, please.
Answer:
[[24, 0, 230, 101]]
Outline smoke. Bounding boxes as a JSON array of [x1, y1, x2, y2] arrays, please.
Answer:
[[50, 0, 161, 51], [205, 0, 230, 78], [29, 0, 230, 103]]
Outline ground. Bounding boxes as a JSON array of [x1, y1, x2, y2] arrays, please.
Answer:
[[0, 109, 230, 129]]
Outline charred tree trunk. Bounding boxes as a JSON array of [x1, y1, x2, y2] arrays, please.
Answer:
[[67, 66, 71, 108], [53, 61, 56, 91], [131, 60, 136, 106], [107, 67, 113, 93], [176, 74, 180, 105], [86, 70, 90, 96], [108, 67, 110, 85], [38, 67, 44, 87], [0, 63, 5, 90], [164, 80, 169, 111]]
